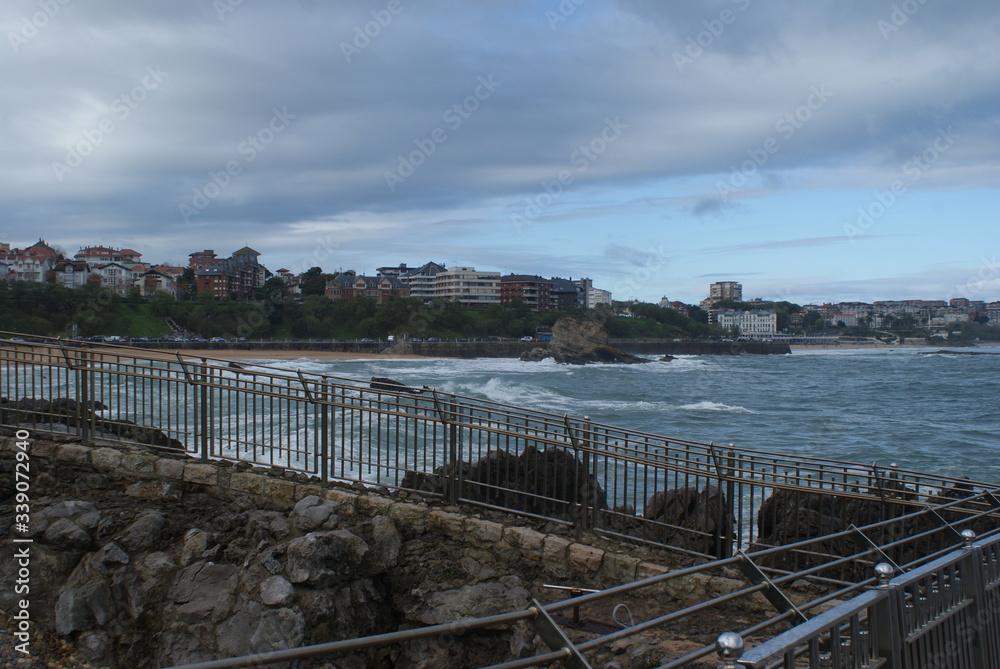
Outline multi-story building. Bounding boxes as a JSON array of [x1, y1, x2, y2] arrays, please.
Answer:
[[93, 262, 140, 294], [325, 272, 408, 304], [194, 247, 267, 300], [549, 277, 585, 310], [133, 269, 178, 298], [188, 250, 218, 271], [715, 310, 778, 337], [0, 240, 59, 283], [399, 261, 447, 301], [74, 246, 143, 268], [710, 281, 742, 303], [434, 267, 500, 309], [52, 259, 92, 288], [500, 275, 553, 312], [589, 287, 613, 307], [274, 268, 302, 295]]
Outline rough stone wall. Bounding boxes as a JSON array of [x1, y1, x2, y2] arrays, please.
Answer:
[[2, 436, 747, 668]]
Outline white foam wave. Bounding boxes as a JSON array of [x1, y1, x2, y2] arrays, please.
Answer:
[[675, 401, 756, 414]]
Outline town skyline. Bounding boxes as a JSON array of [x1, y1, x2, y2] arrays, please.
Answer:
[[2, 3, 997, 306], [2, 236, 997, 311]]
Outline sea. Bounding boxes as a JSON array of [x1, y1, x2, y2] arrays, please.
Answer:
[[238, 347, 1000, 485]]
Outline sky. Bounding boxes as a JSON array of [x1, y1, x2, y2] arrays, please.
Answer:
[[1, 1, 998, 305]]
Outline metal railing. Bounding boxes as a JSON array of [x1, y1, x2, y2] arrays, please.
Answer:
[[2, 332, 997, 562], [3, 333, 1000, 667], [723, 529, 1000, 668]]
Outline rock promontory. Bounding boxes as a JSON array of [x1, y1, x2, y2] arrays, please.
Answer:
[[520, 317, 650, 365]]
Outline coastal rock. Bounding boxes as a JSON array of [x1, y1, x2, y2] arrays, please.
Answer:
[[642, 485, 734, 558], [402, 445, 607, 520], [519, 317, 649, 365]]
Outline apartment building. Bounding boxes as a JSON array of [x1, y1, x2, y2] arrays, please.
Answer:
[[715, 310, 778, 337], [434, 267, 500, 308], [325, 272, 408, 304], [500, 275, 553, 312]]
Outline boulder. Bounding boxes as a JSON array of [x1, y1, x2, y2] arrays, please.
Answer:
[[402, 445, 606, 521], [519, 317, 649, 364], [641, 485, 734, 558]]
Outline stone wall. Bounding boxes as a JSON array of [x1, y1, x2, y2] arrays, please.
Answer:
[[0, 435, 768, 668]]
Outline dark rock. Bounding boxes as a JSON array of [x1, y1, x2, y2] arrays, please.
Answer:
[[408, 576, 530, 625], [44, 517, 93, 550], [77, 630, 115, 667], [250, 608, 306, 654], [370, 377, 425, 394], [285, 530, 371, 587], [519, 317, 649, 365], [641, 485, 734, 558], [55, 579, 114, 634], [402, 445, 607, 522], [119, 512, 167, 553], [169, 562, 238, 624]]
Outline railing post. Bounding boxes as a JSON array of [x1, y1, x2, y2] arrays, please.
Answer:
[[715, 632, 744, 669], [580, 416, 593, 531], [960, 530, 988, 668], [871, 562, 902, 669], [77, 347, 92, 445], [724, 445, 736, 558], [199, 362, 209, 460]]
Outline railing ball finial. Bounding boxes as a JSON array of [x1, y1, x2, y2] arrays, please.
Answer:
[[875, 562, 894, 587], [715, 631, 744, 668], [961, 528, 976, 548]]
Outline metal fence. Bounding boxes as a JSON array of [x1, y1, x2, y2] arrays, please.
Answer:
[[2, 333, 998, 563], [727, 528, 1000, 668], [3, 334, 1000, 667]]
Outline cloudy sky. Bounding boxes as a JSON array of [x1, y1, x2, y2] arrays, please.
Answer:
[[2, 1, 998, 304]]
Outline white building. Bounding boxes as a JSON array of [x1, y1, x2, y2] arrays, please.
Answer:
[[400, 261, 447, 301], [588, 287, 612, 307], [715, 310, 777, 337], [434, 266, 500, 308]]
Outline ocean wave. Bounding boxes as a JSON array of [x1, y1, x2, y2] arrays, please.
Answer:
[[675, 401, 756, 414]]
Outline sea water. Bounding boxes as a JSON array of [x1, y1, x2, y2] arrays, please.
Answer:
[[237, 347, 1000, 484]]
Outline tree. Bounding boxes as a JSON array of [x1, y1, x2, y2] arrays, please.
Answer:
[[300, 267, 335, 296]]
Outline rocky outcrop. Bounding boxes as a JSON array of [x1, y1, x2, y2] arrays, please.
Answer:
[[1, 397, 183, 449], [520, 318, 650, 364], [601, 485, 735, 558], [401, 445, 607, 521]]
